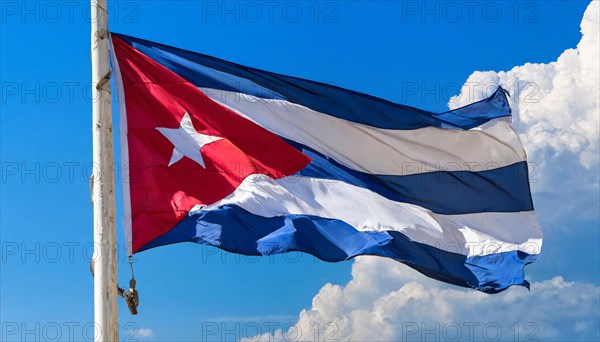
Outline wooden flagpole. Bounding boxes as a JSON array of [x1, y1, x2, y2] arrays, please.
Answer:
[[91, 0, 118, 340]]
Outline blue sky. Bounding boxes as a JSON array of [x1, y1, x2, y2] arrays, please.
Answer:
[[1, 1, 598, 341]]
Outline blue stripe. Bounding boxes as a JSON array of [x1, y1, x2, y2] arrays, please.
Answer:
[[112, 33, 511, 130], [286, 139, 534, 215], [139, 204, 536, 293]]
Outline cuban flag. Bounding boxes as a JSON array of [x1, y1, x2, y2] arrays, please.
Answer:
[[110, 33, 542, 293]]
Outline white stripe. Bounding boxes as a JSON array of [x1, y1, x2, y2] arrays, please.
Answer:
[[198, 174, 542, 257], [201, 89, 527, 175], [110, 37, 133, 255]]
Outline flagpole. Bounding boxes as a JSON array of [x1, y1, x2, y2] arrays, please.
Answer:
[[91, 0, 118, 341]]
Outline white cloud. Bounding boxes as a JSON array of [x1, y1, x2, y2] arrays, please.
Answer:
[[448, 1, 600, 222], [247, 3, 600, 342], [136, 328, 154, 338], [247, 258, 600, 341]]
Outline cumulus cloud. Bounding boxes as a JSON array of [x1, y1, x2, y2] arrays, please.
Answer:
[[448, 1, 600, 221], [135, 328, 154, 338], [247, 258, 600, 342], [248, 3, 600, 342]]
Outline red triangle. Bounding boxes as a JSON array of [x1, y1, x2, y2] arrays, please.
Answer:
[[112, 36, 311, 252]]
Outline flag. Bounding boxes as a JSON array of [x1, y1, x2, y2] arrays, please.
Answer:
[[109, 33, 542, 293]]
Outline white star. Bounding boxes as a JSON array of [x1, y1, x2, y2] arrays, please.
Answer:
[[156, 112, 223, 168]]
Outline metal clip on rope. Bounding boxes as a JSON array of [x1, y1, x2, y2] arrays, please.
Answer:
[[118, 256, 139, 315], [92, 256, 140, 315]]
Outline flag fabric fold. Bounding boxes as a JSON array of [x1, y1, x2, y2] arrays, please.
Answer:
[[110, 33, 542, 293]]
